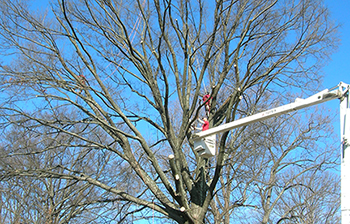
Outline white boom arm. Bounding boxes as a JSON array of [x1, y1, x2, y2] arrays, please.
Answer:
[[193, 82, 350, 223], [194, 82, 349, 139]]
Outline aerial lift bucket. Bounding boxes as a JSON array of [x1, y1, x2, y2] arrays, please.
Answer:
[[193, 135, 216, 158]]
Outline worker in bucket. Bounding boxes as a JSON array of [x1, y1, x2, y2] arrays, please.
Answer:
[[192, 117, 209, 131]]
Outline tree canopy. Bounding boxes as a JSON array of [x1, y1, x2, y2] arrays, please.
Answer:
[[0, 0, 341, 223]]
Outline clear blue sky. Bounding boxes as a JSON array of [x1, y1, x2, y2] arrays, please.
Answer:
[[323, 0, 350, 87], [322, 1, 350, 141]]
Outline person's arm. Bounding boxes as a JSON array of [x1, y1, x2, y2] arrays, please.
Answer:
[[197, 118, 204, 124]]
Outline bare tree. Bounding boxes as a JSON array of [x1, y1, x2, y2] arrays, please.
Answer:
[[0, 0, 340, 223], [0, 112, 139, 223]]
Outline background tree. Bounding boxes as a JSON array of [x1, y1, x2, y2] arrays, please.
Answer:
[[0, 0, 340, 223]]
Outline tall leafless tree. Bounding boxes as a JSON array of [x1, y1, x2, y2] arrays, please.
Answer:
[[0, 0, 340, 223]]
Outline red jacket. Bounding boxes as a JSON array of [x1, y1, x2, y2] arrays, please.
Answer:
[[203, 94, 211, 105], [202, 120, 209, 131]]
